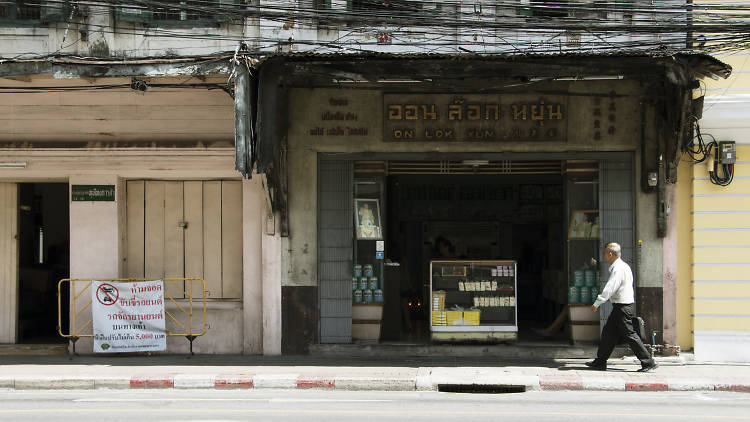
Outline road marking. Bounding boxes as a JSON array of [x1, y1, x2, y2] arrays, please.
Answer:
[[74, 398, 396, 403], [1, 408, 749, 419]]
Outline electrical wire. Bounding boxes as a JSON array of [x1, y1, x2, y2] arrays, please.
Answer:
[[3, 0, 750, 59], [683, 116, 734, 186]]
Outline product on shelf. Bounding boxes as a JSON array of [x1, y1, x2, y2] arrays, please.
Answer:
[[432, 290, 446, 311], [463, 310, 480, 326], [430, 260, 517, 334]]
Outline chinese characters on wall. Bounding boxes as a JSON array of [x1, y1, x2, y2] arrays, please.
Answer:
[[592, 91, 617, 141]]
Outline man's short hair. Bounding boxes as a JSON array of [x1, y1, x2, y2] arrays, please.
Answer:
[[605, 242, 621, 257]]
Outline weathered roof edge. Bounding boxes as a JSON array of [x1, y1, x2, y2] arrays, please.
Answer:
[[254, 51, 732, 81], [0, 55, 237, 78], [0, 51, 730, 81]]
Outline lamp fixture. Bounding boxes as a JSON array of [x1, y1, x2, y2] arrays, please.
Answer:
[[0, 162, 27, 168], [462, 160, 489, 166]]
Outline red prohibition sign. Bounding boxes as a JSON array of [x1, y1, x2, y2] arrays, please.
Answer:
[[96, 283, 119, 306]]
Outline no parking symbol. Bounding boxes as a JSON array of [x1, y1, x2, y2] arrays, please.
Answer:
[[96, 283, 119, 306]]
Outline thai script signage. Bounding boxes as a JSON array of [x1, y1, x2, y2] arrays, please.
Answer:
[[384, 94, 567, 142], [92, 280, 167, 353], [71, 185, 115, 201], [306, 97, 370, 137]]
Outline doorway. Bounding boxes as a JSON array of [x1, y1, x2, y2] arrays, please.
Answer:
[[17, 183, 69, 343], [380, 168, 566, 343]]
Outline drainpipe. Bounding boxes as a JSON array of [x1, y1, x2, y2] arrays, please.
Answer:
[[234, 62, 252, 178], [657, 153, 667, 238]]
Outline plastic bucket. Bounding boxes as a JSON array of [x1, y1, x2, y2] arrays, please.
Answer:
[[574, 270, 585, 287], [580, 287, 591, 304], [568, 286, 579, 303], [584, 270, 596, 286]]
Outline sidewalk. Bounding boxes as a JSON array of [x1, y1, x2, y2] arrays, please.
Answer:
[[1, 353, 749, 393]]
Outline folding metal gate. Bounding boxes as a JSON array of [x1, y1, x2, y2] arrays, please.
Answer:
[[318, 160, 354, 343]]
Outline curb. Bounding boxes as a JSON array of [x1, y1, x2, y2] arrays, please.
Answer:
[[297, 375, 335, 389], [1, 374, 749, 392], [130, 374, 174, 388], [13, 377, 95, 390], [334, 376, 416, 391]]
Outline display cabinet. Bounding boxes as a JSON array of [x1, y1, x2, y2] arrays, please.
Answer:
[[565, 170, 600, 307], [430, 260, 518, 342]]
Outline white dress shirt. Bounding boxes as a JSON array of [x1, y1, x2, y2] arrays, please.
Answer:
[[593, 257, 635, 309]]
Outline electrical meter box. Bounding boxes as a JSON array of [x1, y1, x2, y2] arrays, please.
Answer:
[[719, 141, 737, 164]]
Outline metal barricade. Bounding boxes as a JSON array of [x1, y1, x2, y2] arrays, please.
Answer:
[[57, 278, 207, 355]]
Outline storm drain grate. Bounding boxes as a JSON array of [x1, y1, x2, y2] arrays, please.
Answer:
[[438, 384, 526, 394]]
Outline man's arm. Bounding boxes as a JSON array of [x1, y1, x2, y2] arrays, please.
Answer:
[[592, 264, 623, 309]]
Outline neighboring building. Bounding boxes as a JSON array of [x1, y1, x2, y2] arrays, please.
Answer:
[[0, 1, 744, 358], [674, 0, 750, 362]]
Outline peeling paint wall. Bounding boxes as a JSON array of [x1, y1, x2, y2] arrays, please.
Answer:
[[0, 75, 233, 144]]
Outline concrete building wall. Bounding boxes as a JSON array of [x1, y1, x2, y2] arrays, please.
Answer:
[[279, 80, 669, 350], [0, 76, 234, 144], [689, 148, 750, 362]]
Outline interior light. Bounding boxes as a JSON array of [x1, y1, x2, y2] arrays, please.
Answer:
[[0, 162, 27, 168], [462, 160, 489, 166]]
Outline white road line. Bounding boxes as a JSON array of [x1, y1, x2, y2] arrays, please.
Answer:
[[73, 397, 396, 403]]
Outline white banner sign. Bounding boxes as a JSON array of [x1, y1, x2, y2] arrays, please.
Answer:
[[92, 280, 167, 353]]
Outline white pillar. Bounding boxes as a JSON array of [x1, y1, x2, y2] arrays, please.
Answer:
[[68, 175, 121, 353], [0, 183, 18, 344], [663, 182, 678, 345], [262, 179, 282, 355], [243, 177, 264, 354], [69, 175, 121, 279]]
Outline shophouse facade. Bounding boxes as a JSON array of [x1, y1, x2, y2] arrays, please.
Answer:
[[0, 0, 743, 358], [249, 53, 729, 353]]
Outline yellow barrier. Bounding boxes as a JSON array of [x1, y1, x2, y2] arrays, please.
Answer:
[[57, 278, 207, 355]]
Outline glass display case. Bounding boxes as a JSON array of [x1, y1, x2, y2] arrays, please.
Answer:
[[430, 260, 518, 342], [565, 167, 600, 307]]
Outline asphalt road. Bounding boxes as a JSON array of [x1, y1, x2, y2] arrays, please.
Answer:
[[1, 389, 749, 422]]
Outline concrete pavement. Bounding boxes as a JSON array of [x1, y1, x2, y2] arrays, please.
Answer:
[[1, 352, 749, 393]]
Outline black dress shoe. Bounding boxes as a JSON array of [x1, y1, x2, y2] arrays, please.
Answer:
[[585, 360, 607, 371], [637, 363, 659, 372]]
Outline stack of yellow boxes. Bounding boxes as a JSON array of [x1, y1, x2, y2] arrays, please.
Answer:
[[432, 291, 446, 326], [463, 309, 480, 326], [446, 310, 463, 326]]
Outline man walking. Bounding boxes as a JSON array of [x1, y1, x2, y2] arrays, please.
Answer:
[[586, 242, 658, 372]]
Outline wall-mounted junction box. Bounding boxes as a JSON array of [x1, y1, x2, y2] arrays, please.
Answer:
[[719, 141, 736, 164]]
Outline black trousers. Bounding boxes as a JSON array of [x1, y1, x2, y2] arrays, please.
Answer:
[[595, 303, 654, 366]]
